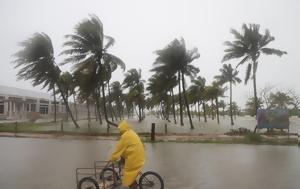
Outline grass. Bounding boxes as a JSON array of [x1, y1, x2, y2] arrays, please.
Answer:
[[0, 120, 298, 146], [245, 133, 263, 143]]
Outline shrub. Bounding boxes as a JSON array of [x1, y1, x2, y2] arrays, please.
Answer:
[[27, 112, 41, 123]]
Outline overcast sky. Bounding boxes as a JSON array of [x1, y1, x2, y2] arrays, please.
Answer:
[[0, 0, 299, 108]]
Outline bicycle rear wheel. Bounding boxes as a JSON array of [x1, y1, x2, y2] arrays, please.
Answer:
[[78, 177, 99, 189], [138, 171, 164, 189]]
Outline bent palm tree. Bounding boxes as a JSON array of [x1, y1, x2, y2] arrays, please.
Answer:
[[61, 15, 124, 127], [123, 69, 145, 122], [12, 33, 79, 128], [153, 38, 200, 129], [215, 64, 241, 125], [222, 24, 287, 118], [190, 76, 206, 122]]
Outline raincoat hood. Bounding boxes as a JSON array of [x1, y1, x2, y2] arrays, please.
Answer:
[[118, 120, 130, 134]]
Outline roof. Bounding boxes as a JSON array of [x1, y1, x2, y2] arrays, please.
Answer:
[[0, 85, 53, 101]]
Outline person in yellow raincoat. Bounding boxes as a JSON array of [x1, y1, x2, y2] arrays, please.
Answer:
[[109, 120, 145, 189]]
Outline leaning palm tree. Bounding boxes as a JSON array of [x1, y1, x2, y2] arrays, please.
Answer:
[[59, 71, 73, 121], [12, 33, 79, 128], [110, 81, 124, 120], [215, 64, 241, 125], [153, 38, 200, 129], [189, 76, 206, 122], [123, 69, 145, 122], [205, 81, 226, 124], [61, 15, 124, 128], [222, 24, 287, 118]]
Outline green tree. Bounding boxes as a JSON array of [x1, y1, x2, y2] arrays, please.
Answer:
[[123, 69, 145, 122], [222, 24, 287, 117], [110, 81, 124, 120], [61, 15, 124, 128], [204, 82, 226, 124], [59, 71, 73, 121], [245, 97, 263, 116], [269, 91, 292, 109], [215, 64, 241, 125], [12, 33, 79, 128], [189, 76, 206, 122], [153, 38, 200, 129], [218, 100, 226, 117]]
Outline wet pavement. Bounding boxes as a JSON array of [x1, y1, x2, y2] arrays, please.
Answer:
[[0, 137, 300, 189]]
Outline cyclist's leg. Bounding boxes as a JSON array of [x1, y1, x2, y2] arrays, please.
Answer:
[[129, 181, 138, 189]]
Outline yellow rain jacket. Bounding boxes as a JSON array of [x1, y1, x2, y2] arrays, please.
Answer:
[[110, 120, 145, 186]]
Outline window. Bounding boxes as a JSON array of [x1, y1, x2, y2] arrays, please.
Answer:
[[0, 101, 4, 114], [30, 104, 36, 112], [39, 104, 48, 115]]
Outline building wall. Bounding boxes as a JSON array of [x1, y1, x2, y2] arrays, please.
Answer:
[[0, 94, 96, 121]]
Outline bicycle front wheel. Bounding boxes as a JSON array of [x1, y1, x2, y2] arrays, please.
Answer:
[[138, 171, 164, 189], [78, 177, 99, 189]]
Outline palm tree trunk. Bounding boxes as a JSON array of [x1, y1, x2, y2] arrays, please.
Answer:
[[171, 89, 177, 124], [181, 72, 194, 129], [53, 87, 57, 122], [66, 91, 69, 122], [203, 101, 207, 122], [197, 100, 201, 122], [107, 82, 116, 122], [94, 103, 98, 121], [253, 62, 258, 119], [100, 82, 117, 131], [230, 81, 234, 125], [215, 98, 220, 124], [87, 98, 91, 129], [138, 103, 142, 122], [95, 89, 103, 125], [211, 100, 215, 120], [73, 93, 78, 121], [56, 82, 79, 128], [178, 71, 184, 126], [117, 97, 122, 120]]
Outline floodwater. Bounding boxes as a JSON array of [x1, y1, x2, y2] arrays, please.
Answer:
[[0, 137, 300, 189], [29, 115, 300, 135]]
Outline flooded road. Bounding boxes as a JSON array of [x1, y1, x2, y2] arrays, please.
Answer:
[[0, 137, 300, 189]]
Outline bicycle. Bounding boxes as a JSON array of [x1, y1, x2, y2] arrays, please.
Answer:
[[76, 160, 164, 189]]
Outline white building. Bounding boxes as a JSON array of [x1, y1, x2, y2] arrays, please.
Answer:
[[0, 85, 93, 121]]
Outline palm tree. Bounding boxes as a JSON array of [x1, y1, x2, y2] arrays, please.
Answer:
[[59, 71, 73, 121], [189, 76, 206, 122], [153, 38, 200, 129], [269, 91, 292, 109], [205, 82, 226, 124], [215, 64, 241, 125], [61, 15, 124, 128], [147, 72, 177, 123], [12, 33, 79, 128], [123, 69, 145, 122], [110, 81, 124, 120], [72, 67, 95, 128], [245, 97, 263, 116], [222, 24, 287, 118], [218, 100, 226, 117], [70, 75, 78, 121]]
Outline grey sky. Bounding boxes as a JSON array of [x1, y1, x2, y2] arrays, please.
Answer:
[[0, 0, 299, 108]]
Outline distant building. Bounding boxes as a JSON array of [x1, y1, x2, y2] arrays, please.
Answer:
[[0, 85, 91, 121]]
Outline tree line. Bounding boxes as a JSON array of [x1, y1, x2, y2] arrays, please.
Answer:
[[12, 15, 290, 131]]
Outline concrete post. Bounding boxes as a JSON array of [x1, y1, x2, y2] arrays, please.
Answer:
[[151, 123, 155, 142], [165, 123, 168, 134]]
